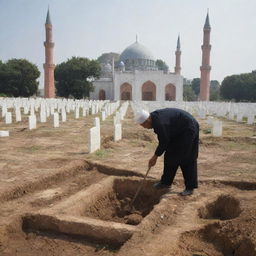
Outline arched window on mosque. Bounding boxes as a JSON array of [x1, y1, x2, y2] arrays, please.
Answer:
[[142, 81, 156, 101], [99, 89, 106, 100], [120, 83, 132, 100], [165, 84, 176, 101]]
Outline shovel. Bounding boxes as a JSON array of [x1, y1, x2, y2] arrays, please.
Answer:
[[124, 166, 151, 213]]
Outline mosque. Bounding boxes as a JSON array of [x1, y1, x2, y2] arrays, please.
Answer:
[[90, 36, 183, 101], [43, 9, 211, 101]]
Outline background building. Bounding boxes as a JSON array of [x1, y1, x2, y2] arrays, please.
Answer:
[[90, 38, 183, 101]]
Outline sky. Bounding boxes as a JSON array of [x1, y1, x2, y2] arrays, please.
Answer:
[[0, 0, 256, 88]]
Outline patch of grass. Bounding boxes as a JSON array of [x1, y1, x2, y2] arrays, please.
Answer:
[[203, 128, 211, 134], [95, 148, 113, 158]]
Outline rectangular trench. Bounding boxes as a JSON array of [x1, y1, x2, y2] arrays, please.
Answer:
[[22, 176, 168, 248]]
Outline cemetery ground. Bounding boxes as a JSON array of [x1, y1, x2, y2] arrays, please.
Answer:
[[0, 107, 256, 256]]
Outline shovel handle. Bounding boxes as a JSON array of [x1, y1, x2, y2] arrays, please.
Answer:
[[130, 166, 151, 206]]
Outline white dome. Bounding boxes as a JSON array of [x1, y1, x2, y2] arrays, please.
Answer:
[[119, 41, 157, 71], [119, 42, 155, 62]]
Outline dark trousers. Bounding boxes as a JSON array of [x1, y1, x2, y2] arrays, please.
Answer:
[[160, 158, 198, 189], [161, 126, 199, 189]]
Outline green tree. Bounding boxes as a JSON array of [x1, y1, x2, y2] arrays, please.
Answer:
[[191, 78, 200, 96], [0, 59, 40, 97], [210, 80, 220, 101], [183, 79, 197, 101], [155, 59, 169, 72], [220, 72, 256, 102], [97, 52, 120, 64], [55, 57, 101, 99]]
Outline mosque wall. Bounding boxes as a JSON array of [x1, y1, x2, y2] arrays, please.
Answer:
[[90, 79, 113, 100], [113, 71, 183, 101]]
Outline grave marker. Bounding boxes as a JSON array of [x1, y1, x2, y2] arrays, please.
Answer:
[[0, 131, 9, 137], [114, 123, 122, 142], [88, 126, 100, 153], [5, 112, 12, 124], [212, 120, 222, 137], [28, 115, 37, 130], [53, 112, 59, 128]]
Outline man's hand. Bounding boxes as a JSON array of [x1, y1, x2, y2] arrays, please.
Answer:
[[148, 155, 158, 168]]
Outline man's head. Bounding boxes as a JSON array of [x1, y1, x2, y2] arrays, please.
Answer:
[[134, 109, 152, 129]]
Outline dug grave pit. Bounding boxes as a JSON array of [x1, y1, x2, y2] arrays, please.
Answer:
[[83, 178, 168, 225], [22, 176, 169, 247]]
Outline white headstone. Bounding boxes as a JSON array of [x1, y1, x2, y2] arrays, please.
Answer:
[[0, 130, 9, 137], [75, 107, 80, 119], [61, 108, 66, 122], [236, 113, 243, 122], [212, 120, 222, 137], [50, 106, 55, 115], [114, 123, 122, 142], [91, 105, 96, 115], [30, 105, 35, 116], [114, 112, 121, 125], [88, 126, 100, 153], [5, 112, 12, 124], [40, 109, 46, 123], [53, 112, 59, 128], [228, 112, 235, 120], [101, 111, 106, 121], [15, 107, 21, 122], [24, 106, 29, 115], [46, 107, 50, 117], [247, 115, 255, 125], [28, 115, 37, 130], [1, 104, 7, 117], [82, 107, 87, 117]]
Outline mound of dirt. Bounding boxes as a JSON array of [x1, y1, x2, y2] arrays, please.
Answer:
[[198, 194, 242, 220]]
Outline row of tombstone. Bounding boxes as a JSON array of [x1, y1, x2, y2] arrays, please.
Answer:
[[0, 98, 118, 136], [131, 101, 256, 137], [0, 98, 128, 149], [88, 101, 129, 153]]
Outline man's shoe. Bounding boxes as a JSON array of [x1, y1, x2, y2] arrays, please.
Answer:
[[180, 189, 193, 196], [153, 182, 170, 190]]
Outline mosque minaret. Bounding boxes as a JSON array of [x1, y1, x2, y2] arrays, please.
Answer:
[[174, 35, 181, 75], [199, 12, 212, 101], [44, 8, 55, 98]]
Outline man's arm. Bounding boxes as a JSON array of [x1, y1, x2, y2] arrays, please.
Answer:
[[154, 124, 169, 156], [148, 154, 158, 168]]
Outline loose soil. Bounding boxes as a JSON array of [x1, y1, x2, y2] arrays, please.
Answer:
[[0, 105, 255, 256], [83, 179, 167, 225]]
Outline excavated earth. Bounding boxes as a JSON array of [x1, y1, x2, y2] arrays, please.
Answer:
[[0, 107, 255, 256]]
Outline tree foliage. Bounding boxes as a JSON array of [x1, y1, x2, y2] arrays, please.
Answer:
[[155, 59, 169, 72], [97, 52, 120, 64], [220, 72, 256, 102], [183, 84, 197, 101], [210, 80, 220, 101], [191, 78, 200, 96], [190, 78, 221, 101], [55, 57, 101, 99], [0, 59, 40, 97]]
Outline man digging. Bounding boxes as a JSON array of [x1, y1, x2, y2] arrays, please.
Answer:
[[135, 108, 199, 196]]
